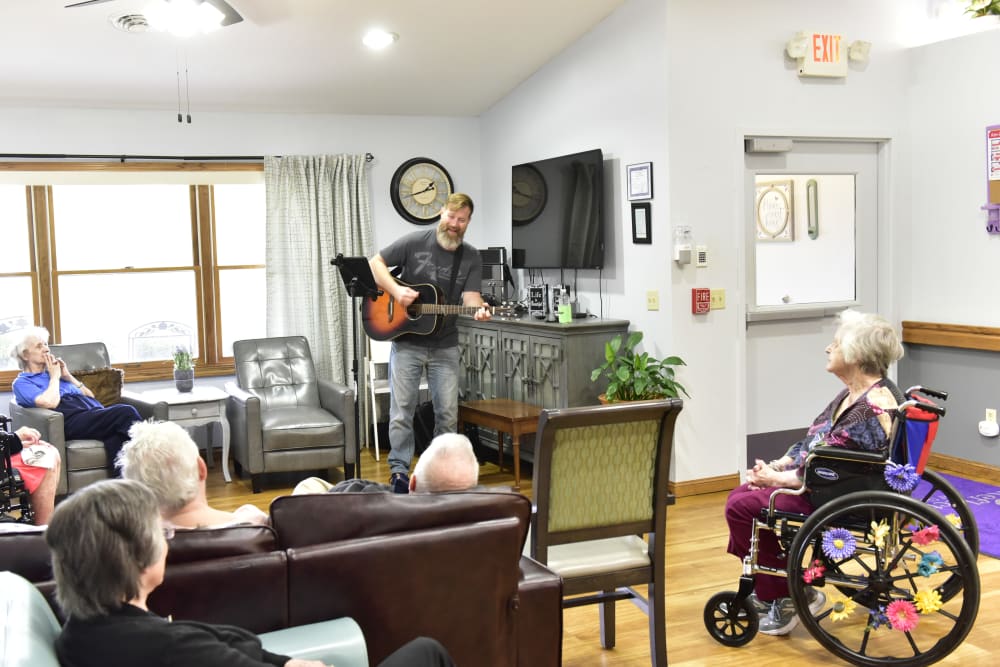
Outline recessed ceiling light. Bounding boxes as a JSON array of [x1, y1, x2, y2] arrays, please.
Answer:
[[362, 29, 398, 50]]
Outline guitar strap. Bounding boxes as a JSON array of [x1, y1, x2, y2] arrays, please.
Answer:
[[446, 243, 464, 305]]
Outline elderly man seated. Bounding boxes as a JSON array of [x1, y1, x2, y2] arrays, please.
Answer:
[[293, 432, 479, 495], [117, 420, 268, 529]]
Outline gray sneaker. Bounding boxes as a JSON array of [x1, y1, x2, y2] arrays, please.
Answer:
[[758, 588, 827, 636], [719, 592, 770, 617], [758, 598, 798, 635]]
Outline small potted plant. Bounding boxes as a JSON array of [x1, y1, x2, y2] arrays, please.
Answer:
[[173, 346, 195, 393], [591, 331, 689, 403], [965, 0, 1000, 17]]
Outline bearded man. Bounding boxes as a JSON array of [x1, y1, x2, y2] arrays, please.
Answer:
[[369, 193, 491, 493]]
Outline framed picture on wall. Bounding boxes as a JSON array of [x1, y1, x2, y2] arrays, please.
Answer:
[[631, 202, 652, 244], [755, 179, 794, 241], [627, 162, 653, 200]]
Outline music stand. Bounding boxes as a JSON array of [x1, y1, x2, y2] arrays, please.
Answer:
[[332, 254, 382, 478]]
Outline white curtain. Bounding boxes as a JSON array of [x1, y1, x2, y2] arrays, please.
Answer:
[[264, 154, 373, 385]]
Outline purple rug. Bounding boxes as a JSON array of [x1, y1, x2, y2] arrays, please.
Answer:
[[915, 471, 1000, 559]]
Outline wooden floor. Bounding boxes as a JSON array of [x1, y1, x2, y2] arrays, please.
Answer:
[[206, 446, 1000, 666]]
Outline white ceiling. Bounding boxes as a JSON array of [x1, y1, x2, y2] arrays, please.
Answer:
[[2, 0, 627, 116]]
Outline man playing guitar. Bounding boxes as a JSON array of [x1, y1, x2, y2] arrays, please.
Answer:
[[368, 193, 491, 493]]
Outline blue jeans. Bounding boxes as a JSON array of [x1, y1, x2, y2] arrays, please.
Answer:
[[387, 340, 459, 475]]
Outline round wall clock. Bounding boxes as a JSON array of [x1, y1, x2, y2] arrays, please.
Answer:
[[390, 157, 454, 225], [511, 164, 547, 225]]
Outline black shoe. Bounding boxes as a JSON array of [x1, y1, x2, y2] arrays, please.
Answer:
[[389, 472, 410, 494]]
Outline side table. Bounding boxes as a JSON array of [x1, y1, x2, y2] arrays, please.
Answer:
[[140, 386, 233, 483], [458, 398, 542, 490]]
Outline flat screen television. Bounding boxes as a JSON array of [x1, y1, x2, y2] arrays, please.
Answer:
[[510, 148, 604, 270]]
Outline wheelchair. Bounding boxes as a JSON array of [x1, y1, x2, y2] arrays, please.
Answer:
[[0, 415, 34, 524], [705, 386, 980, 666]]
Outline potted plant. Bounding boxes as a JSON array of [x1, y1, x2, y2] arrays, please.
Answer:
[[173, 346, 195, 393], [591, 331, 689, 403], [965, 0, 1000, 17]]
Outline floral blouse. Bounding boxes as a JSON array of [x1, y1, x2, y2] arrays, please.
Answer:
[[783, 378, 899, 477]]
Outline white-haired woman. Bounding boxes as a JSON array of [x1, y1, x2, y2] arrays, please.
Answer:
[[725, 309, 904, 636], [117, 420, 267, 529], [46, 479, 456, 667], [12, 327, 140, 474]]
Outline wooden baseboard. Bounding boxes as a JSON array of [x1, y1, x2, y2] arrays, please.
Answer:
[[927, 452, 1000, 483], [669, 473, 739, 498]]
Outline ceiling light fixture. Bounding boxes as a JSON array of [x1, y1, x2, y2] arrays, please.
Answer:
[[145, 0, 225, 38], [362, 29, 399, 50]]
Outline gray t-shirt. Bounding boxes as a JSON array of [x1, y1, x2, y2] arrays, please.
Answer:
[[379, 229, 483, 347]]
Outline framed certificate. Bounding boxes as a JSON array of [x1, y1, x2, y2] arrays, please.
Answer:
[[631, 202, 651, 244], [627, 162, 653, 201]]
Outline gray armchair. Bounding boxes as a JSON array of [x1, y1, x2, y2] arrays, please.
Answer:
[[226, 336, 356, 493], [9, 342, 156, 496]]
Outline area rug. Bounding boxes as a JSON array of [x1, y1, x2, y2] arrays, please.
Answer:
[[915, 471, 1000, 559]]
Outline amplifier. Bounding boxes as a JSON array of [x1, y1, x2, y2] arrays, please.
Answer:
[[480, 246, 507, 265]]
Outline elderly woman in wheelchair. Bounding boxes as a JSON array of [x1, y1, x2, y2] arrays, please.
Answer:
[[707, 310, 980, 666]]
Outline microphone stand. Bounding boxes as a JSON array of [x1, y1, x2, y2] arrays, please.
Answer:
[[332, 254, 383, 480]]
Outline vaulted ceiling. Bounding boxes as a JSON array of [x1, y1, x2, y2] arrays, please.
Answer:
[[2, 0, 627, 116]]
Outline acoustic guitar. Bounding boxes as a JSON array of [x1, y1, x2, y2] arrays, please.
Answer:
[[361, 279, 490, 341]]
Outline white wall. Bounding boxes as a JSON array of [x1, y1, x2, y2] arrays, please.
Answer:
[[480, 0, 669, 324], [903, 29, 1000, 326], [0, 107, 484, 253]]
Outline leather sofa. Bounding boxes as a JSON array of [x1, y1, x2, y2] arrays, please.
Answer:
[[0, 570, 369, 667], [0, 490, 563, 667]]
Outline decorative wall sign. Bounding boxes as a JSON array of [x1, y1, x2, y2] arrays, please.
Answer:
[[631, 202, 651, 244], [755, 179, 794, 241]]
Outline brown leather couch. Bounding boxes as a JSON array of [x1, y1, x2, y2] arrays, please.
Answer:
[[0, 490, 562, 667]]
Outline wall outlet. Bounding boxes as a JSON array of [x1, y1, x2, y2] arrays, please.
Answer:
[[986, 409, 997, 424], [709, 288, 726, 310], [646, 290, 660, 311]]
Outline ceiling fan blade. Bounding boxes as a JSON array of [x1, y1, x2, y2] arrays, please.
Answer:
[[208, 0, 244, 27], [65, 0, 115, 7]]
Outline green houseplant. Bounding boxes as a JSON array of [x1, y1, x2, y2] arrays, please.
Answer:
[[965, 0, 1000, 17], [173, 346, 195, 392], [591, 331, 689, 402]]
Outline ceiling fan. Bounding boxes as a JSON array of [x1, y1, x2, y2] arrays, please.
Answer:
[[65, 0, 244, 27]]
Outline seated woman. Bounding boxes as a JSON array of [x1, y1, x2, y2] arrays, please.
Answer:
[[117, 419, 268, 529], [3, 425, 61, 525], [46, 479, 456, 667], [11, 327, 141, 475], [725, 309, 903, 636]]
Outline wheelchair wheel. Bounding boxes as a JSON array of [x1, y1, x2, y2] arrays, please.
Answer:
[[703, 591, 758, 647], [910, 469, 979, 557], [787, 492, 979, 667]]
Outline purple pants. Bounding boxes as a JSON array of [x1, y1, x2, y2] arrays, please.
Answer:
[[725, 483, 814, 601]]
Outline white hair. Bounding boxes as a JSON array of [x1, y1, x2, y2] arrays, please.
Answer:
[[11, 326, 51, 370], [836, 309, 904, 376], [412, 432, 479, 493], [116, 420, 201, 514]]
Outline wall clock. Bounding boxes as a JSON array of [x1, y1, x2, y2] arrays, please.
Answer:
[[511, 163, 547, 225], [390, 157, 454, 225], [755, 179, 794, 241]]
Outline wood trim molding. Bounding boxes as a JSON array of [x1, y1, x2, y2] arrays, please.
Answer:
[[669, 473, 739, 498], [902, 321, 1000, 352], [926, 452, 1000, 482]]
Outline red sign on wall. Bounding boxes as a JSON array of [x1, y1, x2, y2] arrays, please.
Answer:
[[691, 288, 711, 315]]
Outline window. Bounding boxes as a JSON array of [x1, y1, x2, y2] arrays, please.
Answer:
[[0, 164, 266, 385]]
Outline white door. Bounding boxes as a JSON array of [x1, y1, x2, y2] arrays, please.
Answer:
[[744, 139, 882, 448]]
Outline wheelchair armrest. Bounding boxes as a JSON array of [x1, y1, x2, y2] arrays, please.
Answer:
[[807, 445, 887, 465]]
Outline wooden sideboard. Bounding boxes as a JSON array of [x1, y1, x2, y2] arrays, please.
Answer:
[[457, 316, 630, 409]]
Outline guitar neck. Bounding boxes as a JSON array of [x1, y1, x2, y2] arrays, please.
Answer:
[[412, 303, 486, 316]]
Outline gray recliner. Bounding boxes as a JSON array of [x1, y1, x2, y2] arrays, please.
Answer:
[[226, 336, 356, 493], [8, 342, 156, 496]]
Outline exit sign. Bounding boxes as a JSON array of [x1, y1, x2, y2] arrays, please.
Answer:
[[799, 32, 847, 78]]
